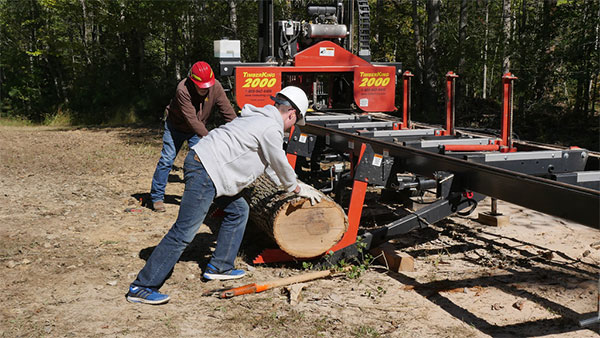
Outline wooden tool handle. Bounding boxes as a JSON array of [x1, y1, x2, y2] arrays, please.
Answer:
[[219, 270, 334, 299], [266, 270, 332, 288]]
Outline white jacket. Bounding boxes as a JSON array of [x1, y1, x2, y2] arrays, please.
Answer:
[[191, 104, 297, 197]]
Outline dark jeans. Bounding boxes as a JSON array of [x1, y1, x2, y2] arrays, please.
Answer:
[[150, 121, 201, 203], [133, 151, 249, 289]]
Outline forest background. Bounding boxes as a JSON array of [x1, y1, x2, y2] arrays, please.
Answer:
[[1, 0, 598, 150]]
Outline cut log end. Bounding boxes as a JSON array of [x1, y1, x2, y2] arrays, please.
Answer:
[[247, 175, 348, 258], [274, 198, 348, 258]]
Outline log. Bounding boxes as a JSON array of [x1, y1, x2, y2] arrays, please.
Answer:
[[245, 175, 348, 258]]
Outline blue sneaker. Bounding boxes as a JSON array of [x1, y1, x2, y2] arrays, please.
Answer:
[[203, 263, 246, 280], [126, 286, 170, 305]]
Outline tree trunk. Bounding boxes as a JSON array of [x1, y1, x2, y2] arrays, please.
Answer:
[[502, 0, 512, 73], [424, 0, 440, 120], [591, 2, 600, 114], [517, 0, 527, 116], [457, 0, 468, 106], [574, 1, 592, 117], [79, 0, 92, 64], [411, 0, 424, 113], [245, 175, 348, 258], [457, 0, 468, 74], [375, 0, 383, 46], [228, 0, 238, 39], [482, 0, 489, 99]]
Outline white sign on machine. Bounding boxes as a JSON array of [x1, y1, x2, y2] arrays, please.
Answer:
[[319, 47, 335, 57]]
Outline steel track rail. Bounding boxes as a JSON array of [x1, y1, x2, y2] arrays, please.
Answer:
[[302, 123, 600, 228]]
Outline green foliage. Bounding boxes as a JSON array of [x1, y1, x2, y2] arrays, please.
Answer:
[[342, 236, 374, 279], [320, 236, 374, 279], [301, 261, 313, 270]]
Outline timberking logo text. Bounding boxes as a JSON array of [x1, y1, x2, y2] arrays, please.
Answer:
[[242, 72, 276, 78], [359, 71, 390, 77]]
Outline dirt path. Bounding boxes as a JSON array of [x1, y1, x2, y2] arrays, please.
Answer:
[[1, 125, 598, 337]]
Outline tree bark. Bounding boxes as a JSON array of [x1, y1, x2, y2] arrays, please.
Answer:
[[424, 0, 440, 119], [591, 2, 600, 114], [411, 0, 424, 112], [245, 175, 348, 258], [574, 0, 593, 117], [482, 0, 489, 99], [502, 0, 512, 73], [78, 0, 93, 65], [457, 0, 468, 102], [228, 0, 238, 39], [457, 0, 468, 75], [517, 0, 527, 116]]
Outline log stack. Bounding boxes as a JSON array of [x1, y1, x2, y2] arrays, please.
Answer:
[[245, 175, 348, 258]]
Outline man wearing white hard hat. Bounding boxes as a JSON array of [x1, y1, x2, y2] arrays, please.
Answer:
[[126, 86, 321, 305]]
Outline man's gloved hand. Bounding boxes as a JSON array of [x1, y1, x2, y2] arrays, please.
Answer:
[[296, 183, 322, 206]]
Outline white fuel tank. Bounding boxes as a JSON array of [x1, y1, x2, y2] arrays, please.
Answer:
[[305, 24, 348, 39]]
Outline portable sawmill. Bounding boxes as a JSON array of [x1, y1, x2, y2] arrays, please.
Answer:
[[213, 0, 600, 265]]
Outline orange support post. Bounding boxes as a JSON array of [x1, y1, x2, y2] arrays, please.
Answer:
[[286, 153, 297, 169], [402, 71, 413, 129], [328, 143, 367, 252], [501, 73, 518, 151], [445, 71, 459, 136]]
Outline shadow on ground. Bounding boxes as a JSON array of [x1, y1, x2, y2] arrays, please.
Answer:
[[382, 219, 599, 336]]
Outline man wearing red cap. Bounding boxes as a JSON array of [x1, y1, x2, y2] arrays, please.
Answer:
[[151, 61, 237, 212]]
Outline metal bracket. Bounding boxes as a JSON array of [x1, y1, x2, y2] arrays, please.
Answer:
[[551, 171, 600, 190], [354, 144, 394, 186], [464, 149, 588, 175], [286, 127, 317, 158], [435, 171, 454, 198]]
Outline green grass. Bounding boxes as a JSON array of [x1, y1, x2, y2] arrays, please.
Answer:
[[2, 105, 143, 128], [353, 325, 380, 338], [44, 109, 72, 126], [0, 116, 33, 126]]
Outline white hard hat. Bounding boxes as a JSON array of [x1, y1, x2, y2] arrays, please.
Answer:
[[271, 86, 309, 126]]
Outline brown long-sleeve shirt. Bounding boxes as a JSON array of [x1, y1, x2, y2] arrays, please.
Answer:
[[165, 78, 236, 136]]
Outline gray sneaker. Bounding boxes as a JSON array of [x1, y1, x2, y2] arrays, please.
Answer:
[[153, 201, 166, 212]]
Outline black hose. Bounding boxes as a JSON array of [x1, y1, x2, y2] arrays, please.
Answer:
[[456, 198, 478, 216]]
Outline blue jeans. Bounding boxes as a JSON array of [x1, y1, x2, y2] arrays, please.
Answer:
[[150, 121, 201, 203], [133, 151, 250, 289]]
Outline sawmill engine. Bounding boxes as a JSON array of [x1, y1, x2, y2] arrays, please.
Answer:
[[275, 4, 349, 63]]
